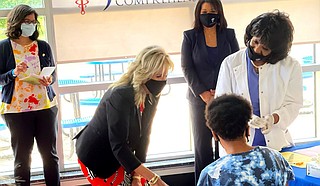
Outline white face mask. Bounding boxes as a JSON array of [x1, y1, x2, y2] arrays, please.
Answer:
[[20, 23, 36, 37]]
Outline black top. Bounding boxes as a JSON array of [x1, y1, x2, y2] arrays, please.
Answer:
[[75, 85, 159, 178]]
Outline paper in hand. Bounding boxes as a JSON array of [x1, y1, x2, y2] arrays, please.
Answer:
[[20, 67, 55, 85]]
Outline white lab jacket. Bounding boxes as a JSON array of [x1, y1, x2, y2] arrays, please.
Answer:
[[215, 49, 303, 151]]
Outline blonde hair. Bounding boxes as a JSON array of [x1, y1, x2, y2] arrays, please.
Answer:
[[109, 46, 174, 107]]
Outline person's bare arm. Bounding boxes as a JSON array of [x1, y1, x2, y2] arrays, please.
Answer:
[[133, 164, 168, 186]]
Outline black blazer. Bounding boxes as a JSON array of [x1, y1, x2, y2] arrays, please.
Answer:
[[75, 85, 159, 178], [181, 28, 239, 104]]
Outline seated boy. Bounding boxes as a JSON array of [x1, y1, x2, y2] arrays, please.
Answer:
[[197, 94, 294, 185]]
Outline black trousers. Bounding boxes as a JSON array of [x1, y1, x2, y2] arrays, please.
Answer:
[[2, 106, 60, 186], [189, 102, 218, 185]]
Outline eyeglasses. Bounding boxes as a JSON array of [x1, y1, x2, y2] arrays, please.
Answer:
[[23, 19, 37, 25]]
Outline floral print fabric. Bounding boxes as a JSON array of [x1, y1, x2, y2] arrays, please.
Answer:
[[0, 40, 56, 114]]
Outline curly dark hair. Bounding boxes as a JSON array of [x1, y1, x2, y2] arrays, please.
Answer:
[[193, 0, 227, 31], [6, 4, 39, 40], [205, 94, 252, 141], [244, 10, 294, 64]]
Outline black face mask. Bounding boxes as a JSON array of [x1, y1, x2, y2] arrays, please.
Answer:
[[247, 44, 270, 62], [200, 13, 219, 28], [145, 79, 167, 96]]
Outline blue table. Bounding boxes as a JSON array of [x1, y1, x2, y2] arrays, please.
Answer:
[[281, 141, 320, 186], [85, 58, 134, 81]]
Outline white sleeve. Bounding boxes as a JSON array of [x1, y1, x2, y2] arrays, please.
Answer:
[[273, 60, 303, 131], [215, 56, 233, 97]]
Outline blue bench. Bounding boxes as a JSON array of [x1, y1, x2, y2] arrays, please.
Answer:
[[58, 79, 102, 106], [61, 116, 92, 128], [58, 79, 88, 86], [79, 98, 101, 106], [0, 123, 7, 131], [61, 116, 92, 158], [0, 116, 92, 130]]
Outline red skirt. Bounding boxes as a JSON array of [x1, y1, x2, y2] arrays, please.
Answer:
[[78, 159, 124, 186], [78, 159, 148, 185]]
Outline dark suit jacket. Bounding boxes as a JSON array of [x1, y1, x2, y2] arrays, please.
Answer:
[[75, 85, 159, 178], [181, 28, 239, 104]]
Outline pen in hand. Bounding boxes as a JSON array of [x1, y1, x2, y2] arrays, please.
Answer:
[[14, 62, 28, 76]]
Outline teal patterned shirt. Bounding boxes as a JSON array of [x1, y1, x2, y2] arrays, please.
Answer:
[[197, 146, 294, 186]]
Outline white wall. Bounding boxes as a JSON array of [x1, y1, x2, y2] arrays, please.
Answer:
[[53, 0, 320, 62], [54, 6, 193, 62], [223, 0, 320, 47]]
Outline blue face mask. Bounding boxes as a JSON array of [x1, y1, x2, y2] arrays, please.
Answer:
[[21, 23, 36, 37]]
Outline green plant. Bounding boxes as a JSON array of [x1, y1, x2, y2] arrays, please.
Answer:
[[0, 0, 43, 9]]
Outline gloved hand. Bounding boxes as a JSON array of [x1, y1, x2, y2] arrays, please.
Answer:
[[249, 115, 266, 129], [249, 114, 274, 134], [261, 115, 274, 134]]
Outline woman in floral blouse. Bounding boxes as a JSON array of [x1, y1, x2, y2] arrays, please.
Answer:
[[0, 4, 59, 185]]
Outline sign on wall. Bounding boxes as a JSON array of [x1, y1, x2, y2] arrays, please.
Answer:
[[75, 0, 195, 14]]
